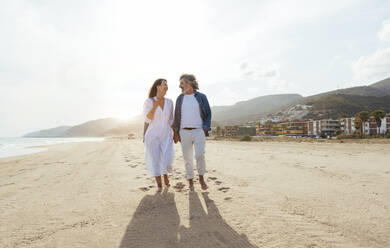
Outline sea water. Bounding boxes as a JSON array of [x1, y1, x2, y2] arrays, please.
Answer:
[[0, 137, 105, 158]]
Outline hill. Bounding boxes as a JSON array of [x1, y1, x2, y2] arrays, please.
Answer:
[[23, 117, 144, 138], [212, 77, 390, 125], [212, 94, 303, 124], [370, 77, 390, 94], [23, 126, 72, 137], [303, 94, 390, 119]]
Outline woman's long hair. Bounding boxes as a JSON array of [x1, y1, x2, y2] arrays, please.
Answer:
[[148, 78, 166, 98]]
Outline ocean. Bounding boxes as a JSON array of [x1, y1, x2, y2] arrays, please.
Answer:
[[0, 137, 105, 158]]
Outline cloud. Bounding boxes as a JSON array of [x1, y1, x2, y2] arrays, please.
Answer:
[[240, 61, 279, 79], [352, 47, 390, 83], [352, 17, 390, 84], [205, 61, 292, 106], [378, 19, 390, 42], [240, 61, 248, 70]]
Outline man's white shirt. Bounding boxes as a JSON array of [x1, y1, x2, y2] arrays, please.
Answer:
[[180, 93, 203, 129]]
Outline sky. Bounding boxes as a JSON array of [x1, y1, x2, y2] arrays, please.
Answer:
[[1, 0, 390, 137]]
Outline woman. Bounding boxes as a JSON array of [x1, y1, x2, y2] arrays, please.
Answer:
[[143, 78, 174, 191]]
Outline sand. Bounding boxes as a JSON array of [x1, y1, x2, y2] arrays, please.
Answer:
[[0, 138, 389, 248]]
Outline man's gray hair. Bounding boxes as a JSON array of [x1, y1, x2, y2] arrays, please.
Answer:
[[180, 74, 199, 90]]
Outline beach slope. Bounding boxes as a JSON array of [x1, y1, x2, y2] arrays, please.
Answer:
[[1, 139, 389, 247]]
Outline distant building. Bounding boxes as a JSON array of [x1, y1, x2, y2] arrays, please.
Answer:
[[307, 120, 320, 137], [256, 122, 282, 136], [321, 119, 341, 136], [219, 115, 389, 138], [366, 116, 377, 135], [239, 126, 256, 136], [281, 121, 308, 136], [363, 116, 390, 135], [224, 125, 240, 136], [382, 117, 390, 134], [340, 118, 356, 134], [307, 119, 340, 137]]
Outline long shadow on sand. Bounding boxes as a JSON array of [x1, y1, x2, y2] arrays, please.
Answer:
[[119, 190, 257, 248]]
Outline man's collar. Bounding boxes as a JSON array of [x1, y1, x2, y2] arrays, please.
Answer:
[[182, 90, 197, 96]]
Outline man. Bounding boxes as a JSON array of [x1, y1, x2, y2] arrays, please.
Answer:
[[173, 74, 212, 191]]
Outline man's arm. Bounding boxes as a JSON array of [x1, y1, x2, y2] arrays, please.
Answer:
[[202, 94, 212, 135]]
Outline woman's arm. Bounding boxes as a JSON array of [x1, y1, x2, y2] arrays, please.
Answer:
[[143, 99, 155, 123], [146, 100, 159, 121], [144, 98, 164, 122]]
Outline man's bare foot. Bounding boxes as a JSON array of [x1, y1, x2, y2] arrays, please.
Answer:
[[199, 175, 208, 190], [189, 185, 195, 191], [157, 186, 163, 192], [200, 183, 208, 190]]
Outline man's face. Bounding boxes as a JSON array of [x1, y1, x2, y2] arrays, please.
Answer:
[[179, 79, 187, 92]]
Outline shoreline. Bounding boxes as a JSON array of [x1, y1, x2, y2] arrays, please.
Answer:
[[0, 137, 105, 159]]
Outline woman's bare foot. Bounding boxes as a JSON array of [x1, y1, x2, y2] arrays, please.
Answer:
[[155, 176, 163, 191], [163, 174, 170, 187], [189, 178, 195, 191]]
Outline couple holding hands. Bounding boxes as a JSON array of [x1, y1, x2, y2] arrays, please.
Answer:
[[143, 74, 212, 192]]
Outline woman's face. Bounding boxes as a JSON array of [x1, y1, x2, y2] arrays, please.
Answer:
[[157, 80, 168, 96]]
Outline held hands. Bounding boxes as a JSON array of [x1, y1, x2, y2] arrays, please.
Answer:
[[173, 131, 181, 144]]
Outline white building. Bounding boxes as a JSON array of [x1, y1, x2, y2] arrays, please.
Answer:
[[379, 117, 390, 134], [343, 116, 390, 135], [340, 118, 356, 134]]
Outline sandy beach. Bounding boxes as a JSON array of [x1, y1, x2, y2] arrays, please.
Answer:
[[0, 138, 389, 248]]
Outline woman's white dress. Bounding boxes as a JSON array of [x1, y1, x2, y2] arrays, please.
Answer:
[[143, 97, 174, 177]]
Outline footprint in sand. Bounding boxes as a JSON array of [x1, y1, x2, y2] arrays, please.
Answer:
[[129, 164, 138, 168], [209, 177, 217, 180], [173, 182, 186, 192], [139, 187, 150, 192], [218, 187, 230, 193], [134, 176, 142, 180], [215, 181, 222, 185], [224, 197, 232, 201]]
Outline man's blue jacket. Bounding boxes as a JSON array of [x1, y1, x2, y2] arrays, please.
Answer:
[[173, 91, 212, 136]]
